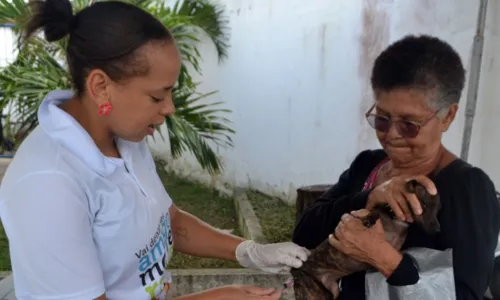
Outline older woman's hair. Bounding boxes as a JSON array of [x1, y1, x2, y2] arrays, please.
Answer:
[[370, 34, 466, 111]]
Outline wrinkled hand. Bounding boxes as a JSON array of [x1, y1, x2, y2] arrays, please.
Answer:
[[212, 285, 282, 300], [328, 209, 387, 264], [367, 175, 437, 222], [235, 240, 311, 273]]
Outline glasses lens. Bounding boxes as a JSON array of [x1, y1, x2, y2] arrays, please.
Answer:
[[367, 115, 391, 132], [397, 121, 419, 138]]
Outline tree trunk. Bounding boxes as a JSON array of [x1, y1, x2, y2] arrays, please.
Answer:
[[295, 184, 333, 222]]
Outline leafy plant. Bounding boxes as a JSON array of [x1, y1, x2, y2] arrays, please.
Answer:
[[0, 0, 234, 174]]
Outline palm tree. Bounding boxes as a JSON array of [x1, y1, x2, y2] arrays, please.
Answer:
[[0, 0, 234, 174]]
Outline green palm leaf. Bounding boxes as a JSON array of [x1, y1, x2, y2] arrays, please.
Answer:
[[0, 0, 234, 173]]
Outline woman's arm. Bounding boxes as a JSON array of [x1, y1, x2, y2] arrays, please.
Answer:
[[329, 210, 420, 286], [171, 289, 219, 300], [170, 286, 229, 300], [171, 285, 282, 300], [91, 282, 229, 300], [168, 203, 310, 274], [292, 150, 385, 249], [169, 204, 244, 261], [444, 167, 500, 299], [364, 240, 420, 286]]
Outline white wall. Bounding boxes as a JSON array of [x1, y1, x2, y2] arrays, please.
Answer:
[[149, 0, 500, 203], [0, 26, 15, 67], [479, 0, 500, 185]]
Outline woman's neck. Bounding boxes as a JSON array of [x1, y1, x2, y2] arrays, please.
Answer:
[[59, 98, 120, 158], [386, 146, 452, 177]]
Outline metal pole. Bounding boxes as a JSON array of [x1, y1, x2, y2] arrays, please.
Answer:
[[460, 0, 488, 161]]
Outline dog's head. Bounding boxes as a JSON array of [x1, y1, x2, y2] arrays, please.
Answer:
[[405, 179, 441, 234]]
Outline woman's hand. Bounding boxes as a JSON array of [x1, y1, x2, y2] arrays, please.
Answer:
[[173, 285, 282, 300], [328, 209, 388, 264], [215, 285, 282, 300], [329, 210, 405, 277], [235, 240, 311, 273], [367, 175, 437, 222]]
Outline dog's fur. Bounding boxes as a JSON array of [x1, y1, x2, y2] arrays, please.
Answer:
[[291, 180, 441, 300]]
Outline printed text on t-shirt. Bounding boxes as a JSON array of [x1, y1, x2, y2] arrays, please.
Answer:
[[136, 212, 174, 298]]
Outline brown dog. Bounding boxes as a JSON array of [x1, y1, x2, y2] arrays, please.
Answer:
[[290, 180, 441, 300]]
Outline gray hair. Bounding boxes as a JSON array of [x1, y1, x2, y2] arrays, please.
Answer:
[[371, 34, 466, 118]]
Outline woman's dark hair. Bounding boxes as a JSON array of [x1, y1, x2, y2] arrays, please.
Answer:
[[371, 34, 466, 110], [25, 0, 173, 95]]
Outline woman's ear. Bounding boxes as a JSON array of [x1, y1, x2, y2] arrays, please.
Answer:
[[440, 104, 458, 132], [86, 69, 112, 106]]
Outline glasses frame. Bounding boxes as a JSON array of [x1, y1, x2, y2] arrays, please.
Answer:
[[364, 104, 439, 138]]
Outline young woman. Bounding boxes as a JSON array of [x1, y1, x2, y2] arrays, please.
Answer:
[[0, 0, 310, 299]]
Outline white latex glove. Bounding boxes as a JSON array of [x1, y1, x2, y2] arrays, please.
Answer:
[[235, 240, 311, 274]]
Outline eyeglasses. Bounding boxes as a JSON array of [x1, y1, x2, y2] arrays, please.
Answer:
[[365, 104, 439, 138]]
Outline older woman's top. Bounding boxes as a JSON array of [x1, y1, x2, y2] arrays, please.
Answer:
[[292, 149, 500, 300]]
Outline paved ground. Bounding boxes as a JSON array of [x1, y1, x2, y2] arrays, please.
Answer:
[[0, 275, 14, 300]]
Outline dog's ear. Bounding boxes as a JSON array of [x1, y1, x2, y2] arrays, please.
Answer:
[[414, 185, 428, 203], [428, 216, 441, 233], [405, 180, 417, 194], [411, 183, 442, 234]]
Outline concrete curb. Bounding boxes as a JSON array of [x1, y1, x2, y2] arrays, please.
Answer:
[[234, 187, 267, 244], [0, 158, 12, 184], [0, 274, 13, 299], [0, 272, 10, 282]]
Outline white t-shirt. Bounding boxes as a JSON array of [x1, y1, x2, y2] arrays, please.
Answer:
[[0, 90, 175, 300]]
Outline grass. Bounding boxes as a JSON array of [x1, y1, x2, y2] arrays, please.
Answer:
[[246, 191, 296, 243], [0, 223, 9, 271]]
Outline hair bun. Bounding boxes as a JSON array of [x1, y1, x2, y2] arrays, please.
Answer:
[[25, 0, 74, 42]]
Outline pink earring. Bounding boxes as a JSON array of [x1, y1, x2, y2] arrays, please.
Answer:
[[98, 102, 113, 116]]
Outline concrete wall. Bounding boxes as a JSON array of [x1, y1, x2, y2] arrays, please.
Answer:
[[149, 0, 500, 203], [480, 0, 500, 185], [0, 27, 15, 67]]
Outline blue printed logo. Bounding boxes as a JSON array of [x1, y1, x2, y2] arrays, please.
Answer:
[[134, 212, 174, 298]]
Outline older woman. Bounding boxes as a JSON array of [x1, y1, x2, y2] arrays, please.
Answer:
[[292, 34, 500, 300]]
